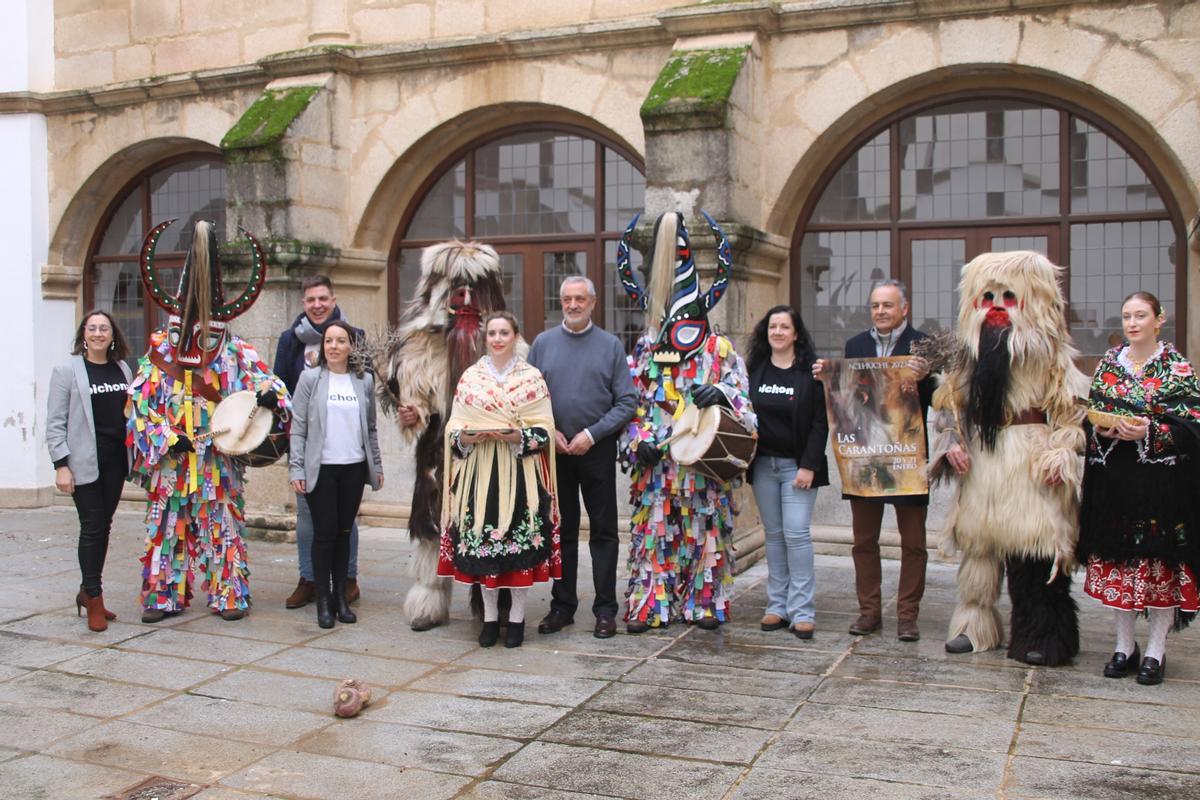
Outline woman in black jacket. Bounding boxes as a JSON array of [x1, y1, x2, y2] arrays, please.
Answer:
[[746, 305, 829, 638]]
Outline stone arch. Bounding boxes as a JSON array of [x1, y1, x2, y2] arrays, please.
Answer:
[[351, 102, 644, 254], [48, 137, 222, 276], [766, 63, 1198, 239]]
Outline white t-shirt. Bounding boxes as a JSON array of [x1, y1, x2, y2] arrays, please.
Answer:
[[321, 372, 365, 464]]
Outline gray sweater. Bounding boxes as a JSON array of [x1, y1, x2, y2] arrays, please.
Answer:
[[527, 324, 637, 442]]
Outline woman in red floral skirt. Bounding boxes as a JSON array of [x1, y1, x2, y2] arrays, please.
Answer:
[[1078, 291, 1200, 685], [439, 311, 561, 649]]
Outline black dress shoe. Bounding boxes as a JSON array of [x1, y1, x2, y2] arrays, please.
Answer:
[[504, 621, 525, 648], [594, 615, 616, 639], [1103, 643, 1140, 678], [695, 616, 719, 630], [944, 634, 974, 654], [626, 619, 649, 634], [537, 609, 574, 634], [1022, 650, 1046, 666], [1136, 655, 1165, 686], [479, 621, 500, 647]]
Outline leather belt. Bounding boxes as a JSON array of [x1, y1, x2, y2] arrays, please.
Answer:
[[1007, 408, 1047, 426], [148, 349, 223, 404]]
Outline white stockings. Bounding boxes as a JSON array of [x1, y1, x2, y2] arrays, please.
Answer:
[[480, 586, 529, 623], [1146, 606, 1173, 662], [1114, 609, 1135, 656]]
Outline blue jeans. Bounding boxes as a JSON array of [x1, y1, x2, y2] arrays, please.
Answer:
[[296, 492, 358, 580], [751, 457, 818, 624]]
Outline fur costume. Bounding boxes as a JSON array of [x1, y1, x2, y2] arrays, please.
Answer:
[[616, 211, 756, 627], [128, 220, 289, 617], [381, 241, 507, 630], [929, 251, 1088, 665]]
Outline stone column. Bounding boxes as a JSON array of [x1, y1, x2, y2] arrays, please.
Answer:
[[637, 33, 788, 570]]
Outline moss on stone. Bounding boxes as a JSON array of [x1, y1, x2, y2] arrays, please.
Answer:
[[640, 45, 750, 121], [220, 86, 321, 152]]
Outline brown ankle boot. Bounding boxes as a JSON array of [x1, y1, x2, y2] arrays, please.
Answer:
[[285, 578, 316, 609], [83, 593, 108, 632], [76, 589, 116, 621]]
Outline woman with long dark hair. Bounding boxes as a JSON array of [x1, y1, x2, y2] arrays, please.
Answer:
[[1078, 291, 1200, 685], [46, 309, 133, 632], [745, 305, 829, 638], [290, 320, 384, 629]]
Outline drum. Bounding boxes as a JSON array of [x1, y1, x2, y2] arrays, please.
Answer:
[[209, 390, 286, 467], [669, 403, 757, 483]]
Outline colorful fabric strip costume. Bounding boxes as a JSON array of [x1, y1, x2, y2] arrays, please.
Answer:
[[616, 211, 756, 627], [128, 220, 289, 616]]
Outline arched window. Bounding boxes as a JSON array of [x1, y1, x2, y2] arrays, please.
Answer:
[[87, 157, 227, 356], [793, 96, 1185, 361], [391, 126, 646, 350]]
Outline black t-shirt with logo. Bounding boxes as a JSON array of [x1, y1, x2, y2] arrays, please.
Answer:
[[751, 361, 798, 459], [85, 359, 129, 448]]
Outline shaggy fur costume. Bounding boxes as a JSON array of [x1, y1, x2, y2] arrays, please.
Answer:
[[929, 251, 1088, 665], [381, 241, 507, 630]]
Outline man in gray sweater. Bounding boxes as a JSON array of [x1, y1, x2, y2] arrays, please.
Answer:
[[528, 276, 637, 639]]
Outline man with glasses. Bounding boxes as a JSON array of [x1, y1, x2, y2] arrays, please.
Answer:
[[528, 276, 637, 639]]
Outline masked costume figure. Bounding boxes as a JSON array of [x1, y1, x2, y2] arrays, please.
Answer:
[[615, 211, 756, 631], [929, 251, 1087, 664], [381, 241, 507, 630], [129, 220, 289, 622]]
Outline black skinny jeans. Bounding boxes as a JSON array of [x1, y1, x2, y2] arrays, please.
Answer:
[[73, 438, 127, 597], [306, 462, 367, 596]]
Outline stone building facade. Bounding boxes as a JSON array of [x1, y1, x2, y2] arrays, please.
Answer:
[[3, 1, 1197, 557]]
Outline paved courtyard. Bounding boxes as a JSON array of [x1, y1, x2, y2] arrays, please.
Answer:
[[0, 506, 1197, 800]]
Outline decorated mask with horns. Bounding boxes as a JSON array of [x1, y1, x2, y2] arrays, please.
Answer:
[[139, 219, 266, 367], [616, 210, 732, 364]]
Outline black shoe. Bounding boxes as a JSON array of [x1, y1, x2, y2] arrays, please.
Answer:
[[334, 582, 357, 624], [945, 634, 974, 654], [218, 608, 245, 622], [626, 620, 649, 634], [1136, 655, 1165, 686], [594, 615, 616, 639], [695, 616, 719, 630], [504, 621, 525, 648], [537, 609, 574, 634], [479, 620, 500, 647], [1022, 650, 1046, 666], [316, 594, 335, 629], [1103, 643, 1140, 679], [141, 608, 179, 624]]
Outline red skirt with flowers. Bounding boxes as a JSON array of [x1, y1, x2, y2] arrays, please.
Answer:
[[1083, 555, 1199, 613]]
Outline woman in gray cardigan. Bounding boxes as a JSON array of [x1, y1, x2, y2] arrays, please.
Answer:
[[46, 310, 133, 632], [289, 321, 383, 628]]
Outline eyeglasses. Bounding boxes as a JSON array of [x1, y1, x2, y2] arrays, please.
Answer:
[[85, 325, 112, 333]]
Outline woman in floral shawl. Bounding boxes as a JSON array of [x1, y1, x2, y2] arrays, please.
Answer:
[[1078, 291, 1200, 685], [439, 310, 561, 648]]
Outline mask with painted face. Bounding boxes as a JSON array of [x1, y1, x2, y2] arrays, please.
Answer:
[[615, 210, 732, 364], [139, 219, 266, 367]]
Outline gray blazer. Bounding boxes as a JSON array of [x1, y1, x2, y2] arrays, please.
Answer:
[[45, 356, 133, 485], [289, 367, 383, 492]]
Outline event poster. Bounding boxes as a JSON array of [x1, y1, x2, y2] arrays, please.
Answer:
[[822, 356, 928, 497]]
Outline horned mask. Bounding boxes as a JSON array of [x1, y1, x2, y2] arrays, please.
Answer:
[[139, 219, 266, 367], [616, 211, 732, 364]]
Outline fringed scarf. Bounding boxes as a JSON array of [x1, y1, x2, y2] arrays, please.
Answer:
[[442, 358, 558, 538]]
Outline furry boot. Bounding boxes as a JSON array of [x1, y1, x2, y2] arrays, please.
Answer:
[[1005, 554, 1079, 666]]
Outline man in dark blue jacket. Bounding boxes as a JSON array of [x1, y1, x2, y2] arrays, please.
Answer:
[[275, 275, 365, 609], [815, 280, 933, 642]]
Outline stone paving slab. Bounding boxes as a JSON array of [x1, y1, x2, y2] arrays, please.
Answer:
[[123, 693, 333, 747], [0, 701, 100, 751], [786, 701, 1016, 752], [727, 766, 980, 800], [541, 708, 775, 764], [808, 675, 1025, 720], [1015, 720, 1200, 774], [1004, 754, 1200, 799], [51, 646, 233, 690], [367, 690, 571, 738], [0, 752, 142, 800], [196, 667, 389, 714], [300, 717, 522, 776], [45, 719, 275, 784], [492, 740, 744, 798], [586, 680, 801, 730], [0, 667, 173, 716], [221, 750, 470, 799], [621, 656, 816, 699], [410, 665, 609, 706]]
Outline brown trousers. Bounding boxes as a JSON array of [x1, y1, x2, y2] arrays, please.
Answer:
[[850, 500, 928, 622]]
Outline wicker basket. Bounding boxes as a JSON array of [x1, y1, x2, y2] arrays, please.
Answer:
[[1086, 408, 1144, 429]]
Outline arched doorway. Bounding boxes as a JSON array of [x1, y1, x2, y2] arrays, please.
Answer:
[[390, 125, 646, 350], [85, 156, 227, 356], [791, 93, 1186, 361]]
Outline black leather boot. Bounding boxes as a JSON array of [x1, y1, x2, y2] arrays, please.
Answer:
[[315, 588, 335, 629], [334, 580, 357, 624]]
